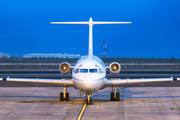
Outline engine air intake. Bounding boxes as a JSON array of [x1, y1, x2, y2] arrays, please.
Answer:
[[109, 62, 121, 74], [59, 62, 71, 74]]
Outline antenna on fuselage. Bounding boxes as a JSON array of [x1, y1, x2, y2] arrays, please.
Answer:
[[50, 17, 132, 57]]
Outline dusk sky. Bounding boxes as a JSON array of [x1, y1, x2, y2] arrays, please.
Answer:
[[0, 0, 180, 58]]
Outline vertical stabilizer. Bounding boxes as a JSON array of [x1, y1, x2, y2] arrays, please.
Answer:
[[88, 17, 93, 57]]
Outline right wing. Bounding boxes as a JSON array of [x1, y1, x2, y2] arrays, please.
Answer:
[[105, 77, 180, 86], [0, 77, 74, 86]]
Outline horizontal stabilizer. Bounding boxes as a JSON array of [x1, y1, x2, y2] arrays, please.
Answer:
[[93, 22, 132, 24], [50, 22, 89, 24], [50, 22, 132, 25]]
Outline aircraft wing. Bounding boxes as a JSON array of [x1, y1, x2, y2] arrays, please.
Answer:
[[0, 77, 74, 86], [105, 77, 180, 86]]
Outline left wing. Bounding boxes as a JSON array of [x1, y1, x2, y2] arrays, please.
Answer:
[[105, 77, 180, 86], [0, 77, 74, 86]]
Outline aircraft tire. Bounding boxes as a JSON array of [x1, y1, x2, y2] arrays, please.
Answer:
[[116, 92, 120, 101], [111, 92, 114, 101], [85, 99, 88, 104], [60, 92, 63, 101], [66, 92, 69, 101], [90, 99, 92, 104]]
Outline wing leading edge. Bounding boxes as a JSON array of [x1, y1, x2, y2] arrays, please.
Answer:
[[0, 77, 74, 86], [105, 77, 180, 86]]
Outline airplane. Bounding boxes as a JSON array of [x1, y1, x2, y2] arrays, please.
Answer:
[[1, 17, 180, 105]]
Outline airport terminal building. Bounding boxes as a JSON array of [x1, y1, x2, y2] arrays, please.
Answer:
[[0, 52, 11, 58], [23, 53, 81, 58]]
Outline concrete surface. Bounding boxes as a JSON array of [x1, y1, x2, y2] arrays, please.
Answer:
[[0, 87, 180, 120]]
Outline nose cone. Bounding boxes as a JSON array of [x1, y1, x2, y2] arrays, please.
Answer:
[[74, 75, 104, 92], [83, 76, 95, 90], [84, 76, 93, 83], [81, 76, 104, 91]]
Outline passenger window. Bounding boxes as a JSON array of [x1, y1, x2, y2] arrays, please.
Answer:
[[74, 68, 79, 73], [89, 69, 97, 73], [80, 69, 88, 73]]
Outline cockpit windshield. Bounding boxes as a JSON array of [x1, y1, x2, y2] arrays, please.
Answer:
[[74, 68, 103, 73], [80, 69, 88, 73], [89, 69, 97, 73]]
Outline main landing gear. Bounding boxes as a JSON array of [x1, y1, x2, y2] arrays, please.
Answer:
[[110, 86, 120, 101], [85, 93, 93, 105], [60, 87, 69, 101]]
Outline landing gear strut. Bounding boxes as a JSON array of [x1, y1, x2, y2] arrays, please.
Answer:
[[110, 86, 120, 101], [85, 93, 93, 105], [60, 86, 69, 101]]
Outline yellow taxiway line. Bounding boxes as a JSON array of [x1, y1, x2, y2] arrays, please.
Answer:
[[77, 102, 87, 120]]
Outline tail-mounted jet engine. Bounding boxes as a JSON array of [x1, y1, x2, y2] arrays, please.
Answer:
[[59, 62, 72, 74], [109, 62, 121, 74]]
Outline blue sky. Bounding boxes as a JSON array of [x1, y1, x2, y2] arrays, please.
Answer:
[[0, 0, 180, 58]]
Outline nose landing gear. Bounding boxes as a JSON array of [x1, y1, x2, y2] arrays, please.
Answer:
[[85, 93, 93, 105]]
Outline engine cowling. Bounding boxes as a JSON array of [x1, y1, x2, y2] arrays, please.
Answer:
[[59, 62, 71, 74], [109, 62, 121, 74]]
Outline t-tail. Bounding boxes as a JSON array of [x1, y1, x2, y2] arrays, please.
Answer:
[[50, 17, 132, 57]]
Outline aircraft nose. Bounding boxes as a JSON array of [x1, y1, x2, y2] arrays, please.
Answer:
[[84, 76, 93, 82]]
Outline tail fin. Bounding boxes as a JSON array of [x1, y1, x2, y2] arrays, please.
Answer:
[[50, 17, 132, 57]]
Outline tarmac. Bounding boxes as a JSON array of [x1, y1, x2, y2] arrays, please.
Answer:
[[0, 71, 180, 120], [0, 87, 180, 120]]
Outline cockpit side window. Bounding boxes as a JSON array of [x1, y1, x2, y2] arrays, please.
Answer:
[[89, 69, 97, 73], [80, 69, 88, 73], [98, 68, 104, 73], [74, 68, 79, 73]]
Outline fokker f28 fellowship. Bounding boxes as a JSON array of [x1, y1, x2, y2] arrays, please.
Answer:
[[1, 17, 180, 104]]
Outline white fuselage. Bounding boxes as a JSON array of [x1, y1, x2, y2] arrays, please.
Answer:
[[72, 55, 107, 92]]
